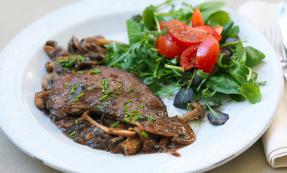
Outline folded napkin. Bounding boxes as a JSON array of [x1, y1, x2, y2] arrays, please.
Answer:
[[238, 1, 287, 168]]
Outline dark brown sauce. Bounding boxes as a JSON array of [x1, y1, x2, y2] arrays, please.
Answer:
[[169, 149, 181, 157]]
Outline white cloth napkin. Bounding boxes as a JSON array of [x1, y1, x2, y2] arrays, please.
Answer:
[[238, 1, 287, 168]]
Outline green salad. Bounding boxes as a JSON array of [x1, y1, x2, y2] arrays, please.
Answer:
[[104, 0, 265, 125]]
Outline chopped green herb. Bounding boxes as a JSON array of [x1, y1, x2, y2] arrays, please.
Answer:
[[65, 82, 80, 94], [57, 55, 85, 70], [132, 114, 144, 121], [123, 100, 133, 112], [90, 68, 101, 75], [68, 130, 76, 138], [147, 115, 156, 122], [111, 121, 120, 128], [122, 100, 145, 123], [73, 92, 84, 101], [100, 78, 115, 102], [101, 79, 109, 92], [95, 105, 104, 112], [139, 131, 149, 139], [74, 120, 80, 125], [140, 104, 145, 109], [123, 117, 130, 123], [65, 81, 85, 102]]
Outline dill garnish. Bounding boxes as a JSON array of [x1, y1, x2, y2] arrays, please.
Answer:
[[147, 115, 156, 122], [111, 121, 120, 128], [100, 78, 114, 101], [57, 55, 85, 70], [139, 131, 149, 139], [65, 81, 84, 102], [73, 92, 84, 101], [68, 130, 76, 138], [90, 68, 101, 75]]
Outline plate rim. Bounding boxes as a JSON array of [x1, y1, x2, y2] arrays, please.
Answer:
[[0, 0, 284, 173]]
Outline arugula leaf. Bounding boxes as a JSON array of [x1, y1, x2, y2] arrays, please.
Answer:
[[199, 92, 231, 107], [239, 83, 262, 104], [229, 94, 245, 102], [154, 1, 194, 24], [229, 63, 251, 85], [222, 22, 240, 40], [143, 5, 156, 30], [245, 46, 265, 67], [230, 41, 246, 64], [196, 70, 209, 79], [217, 53, 233, 68], [206, 74, 240, 94], [127, 19, 143, 44], [197, 1, 225, 20], [202, 88, 216, 98], [207, 11, 231, 26], [157, 83, 180, 98]]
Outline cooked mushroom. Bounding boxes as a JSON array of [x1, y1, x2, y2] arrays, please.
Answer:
[[44, 40, 69, 60], [34, 91, 49, 110], [181, 102, 205, 122], [79, 112, 136, 137], [118, 138, 142, 155], [42, 74, 54, 90]]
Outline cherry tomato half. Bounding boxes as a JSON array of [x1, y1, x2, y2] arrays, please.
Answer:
[[180, 44, 199, 71], [195, 36, 220, 73], [195, 25, 222, 41], [168, 20, 209, 47], [192, 8, 205, 27], [156, 35, 184, 59]]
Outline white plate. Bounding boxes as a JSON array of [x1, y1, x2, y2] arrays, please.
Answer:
[[0, 0, 284, 172]]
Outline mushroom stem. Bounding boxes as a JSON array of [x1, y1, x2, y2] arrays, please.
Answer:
[[182, 102, 205, 122], [79, 112, 136, 137]]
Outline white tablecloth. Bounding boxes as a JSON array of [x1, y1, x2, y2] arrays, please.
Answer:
[[0, 0, 286, 172]]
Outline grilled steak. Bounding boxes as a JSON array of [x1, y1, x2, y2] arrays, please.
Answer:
[[35, 36, 197, 155], [40, 66, 168, 120]]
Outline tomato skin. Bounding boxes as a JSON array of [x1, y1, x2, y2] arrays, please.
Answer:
[[180, 44, 199, 71], [195, 36, 220, 73], [156, 35, 184, 59], [168, 20, 209, 47], [192, 8, 205, 26], [195, 25, 221, 41]]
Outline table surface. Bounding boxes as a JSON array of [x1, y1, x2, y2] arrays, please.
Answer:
[[0, 0, 286, 172]]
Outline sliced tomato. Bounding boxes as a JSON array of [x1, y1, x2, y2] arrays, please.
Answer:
[[156, 35, 184, 59], [168, 20, 209, 47], [195, 36, 220, 73], [192, 8, 205, 26], [180, 44, 199, 71], [214, 26, 223, 35], [195, 25, 221, 41]]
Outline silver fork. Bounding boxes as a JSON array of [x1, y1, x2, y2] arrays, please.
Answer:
[[264, 25, 287, 80]]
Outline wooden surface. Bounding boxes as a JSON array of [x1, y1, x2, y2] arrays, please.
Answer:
[[0, 0, 285, 172]]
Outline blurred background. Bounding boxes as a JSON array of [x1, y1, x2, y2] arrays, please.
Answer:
[[0, 0, 284, 173], [0, 0, 281, 48]]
